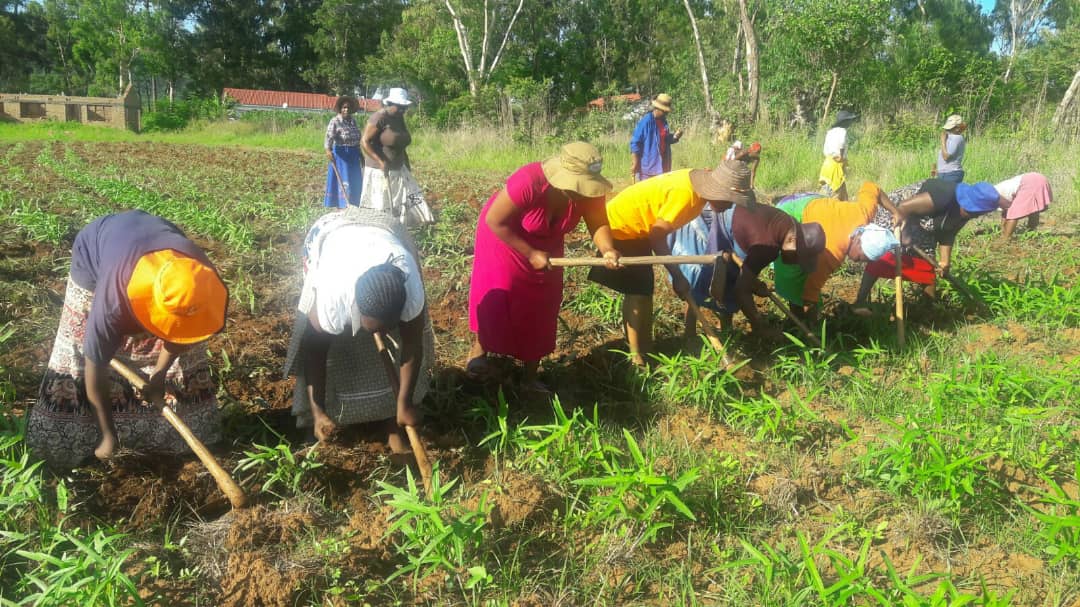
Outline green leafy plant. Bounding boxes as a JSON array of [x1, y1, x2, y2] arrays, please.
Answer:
[[856, 418, 998, 514], [376, 466, 490, 591], [1026, 461, 1080, 564], [235, 437, 323, 498], [572, 429, 699, 542]]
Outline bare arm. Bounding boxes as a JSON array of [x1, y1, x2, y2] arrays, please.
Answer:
[[83, 358, 118, 459], [648, 219, 689, 299], [360, 121, 386, 171], [939, 130, 950, 161], [485, 190, 550, 270], [877, 189, 901, 224], [394, 312, 425, 427], [302, 305, 332, 427], [581, 199, 619, 267]]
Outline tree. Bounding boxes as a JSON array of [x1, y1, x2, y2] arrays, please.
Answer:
[[763, 0, 890, 123], [307, 0, 405, 94], [993, 0, 1053, 81], [683, 0, 717, 121], [442, 0, 524, 96], [69, 0, 146, 96], [736, 0, 760, 121]]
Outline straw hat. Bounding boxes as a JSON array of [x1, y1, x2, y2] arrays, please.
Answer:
[[688, 159, 756, 206], [942, 114, 965, 130], [651, 93, 673, 113], [126, 250, 227, 344], [541, 142, 613, 198]]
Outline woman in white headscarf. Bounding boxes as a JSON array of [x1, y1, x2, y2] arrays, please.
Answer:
[[359, 88, 434, 226]]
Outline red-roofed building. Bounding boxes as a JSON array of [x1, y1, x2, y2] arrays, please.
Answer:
[[222, 88, 381, 113], [586, 93, 641, 110]]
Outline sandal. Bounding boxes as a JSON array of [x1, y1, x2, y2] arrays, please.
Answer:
[[465, 357, 497, 382]]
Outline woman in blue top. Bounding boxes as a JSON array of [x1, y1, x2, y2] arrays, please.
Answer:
[[629, 93, 683, 182], [933, 114, 966, 183], [324, 96, 364, 208]]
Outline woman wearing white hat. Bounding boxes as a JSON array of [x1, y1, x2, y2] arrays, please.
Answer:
[[359, 87, 434, 226], [933, 114, 966, 183]]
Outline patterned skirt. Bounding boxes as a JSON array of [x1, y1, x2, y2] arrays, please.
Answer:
[[283, 207, 435, 428], [358, 166, 435, 227], [25, 278, 221, 469]]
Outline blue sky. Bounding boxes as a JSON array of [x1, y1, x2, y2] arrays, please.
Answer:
[[976, 0, 996, 15]]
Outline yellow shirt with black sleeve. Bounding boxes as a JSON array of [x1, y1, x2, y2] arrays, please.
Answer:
[[605, 169, 705, 240]]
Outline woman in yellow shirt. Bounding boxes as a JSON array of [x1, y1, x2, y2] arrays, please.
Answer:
[[589, 161, 755, 365]]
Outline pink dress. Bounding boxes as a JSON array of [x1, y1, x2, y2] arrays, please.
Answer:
[[468, 163, 598, 361]]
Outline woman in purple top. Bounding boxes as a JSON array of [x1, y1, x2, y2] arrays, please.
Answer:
[[467, 142, 619, 393]]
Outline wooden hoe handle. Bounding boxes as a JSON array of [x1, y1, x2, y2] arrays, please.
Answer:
[[372, 333, 434, 495], [109, 359, 247, 509], [893, 228, 906, 348], [549, 254, 720, 268]]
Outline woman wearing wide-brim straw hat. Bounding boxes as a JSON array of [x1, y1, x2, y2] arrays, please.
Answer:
[[26, 211, 228, 468], [467, 142, 619, 394], [359, 87, 435, 226], [933, 114, 967, 183]]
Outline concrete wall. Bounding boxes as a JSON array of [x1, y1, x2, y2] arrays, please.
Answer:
[[0, 86, 141, 132]]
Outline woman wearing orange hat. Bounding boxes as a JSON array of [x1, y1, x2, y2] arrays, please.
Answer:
[[26, 211, 228, 468]]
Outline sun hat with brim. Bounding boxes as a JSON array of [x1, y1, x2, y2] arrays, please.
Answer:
[[688, 159, 756, 206], [956, 182, 1000, 214], [651, 93, 673, 112], [796, 222, 826, 275], [127, 250, 227, 344], [833, 110, 858, 127], [851, 224, 898, 261], [541, 141, 613, 198], [942, 114, 965, 130], [384, 87, 412, 106]]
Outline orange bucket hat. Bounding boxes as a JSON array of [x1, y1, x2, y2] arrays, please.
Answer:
[[126, 250, 228, 344]]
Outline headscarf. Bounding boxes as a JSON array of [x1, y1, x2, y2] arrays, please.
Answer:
[[851, 224, 899, 261]]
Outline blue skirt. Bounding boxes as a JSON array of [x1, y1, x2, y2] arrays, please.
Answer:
[[324, 146, 363, 208]]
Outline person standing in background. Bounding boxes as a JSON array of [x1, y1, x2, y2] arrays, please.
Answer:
[[818, 110, 858, 201], [630, 93, 683, 182], [359, 88, 434, 226], [324, 96, 363, 208], [934, 114, 966, 183]]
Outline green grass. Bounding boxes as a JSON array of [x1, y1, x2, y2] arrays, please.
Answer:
[[1, 119, 1079, 605]]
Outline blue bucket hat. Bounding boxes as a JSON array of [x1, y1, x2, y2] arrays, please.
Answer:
[[851, 224, 899, 261], [956, 182, 1000, 214]]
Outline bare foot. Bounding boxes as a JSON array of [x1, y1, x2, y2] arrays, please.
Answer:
[[313, 416, 339, 443], [94, 433, 118, 461], [388, 429, 410, 454]]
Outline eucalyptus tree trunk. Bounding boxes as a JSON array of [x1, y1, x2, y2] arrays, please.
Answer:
[[444, 0, 525, 97], [682, 0, 716, 121], [737, 0, 759, 121], [1052, 68, 1080, 134]]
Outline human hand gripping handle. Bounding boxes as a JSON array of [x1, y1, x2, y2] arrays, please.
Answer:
[[528, 249, 551, 271], [372, 333, 433, 495], [108, 359, 247, 509]]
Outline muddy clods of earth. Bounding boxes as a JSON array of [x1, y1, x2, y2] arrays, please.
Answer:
[[77, 457, 228, 529], [184, 497, 343, 607]]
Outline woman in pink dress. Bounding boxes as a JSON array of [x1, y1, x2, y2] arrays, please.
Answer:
[[468, 142, 620, 393]]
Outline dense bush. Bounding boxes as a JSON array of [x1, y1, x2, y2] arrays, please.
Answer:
[[142, 98, 230, 132]]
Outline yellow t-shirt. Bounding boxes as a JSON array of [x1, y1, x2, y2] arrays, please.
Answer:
[[605, 170, 705, 240]]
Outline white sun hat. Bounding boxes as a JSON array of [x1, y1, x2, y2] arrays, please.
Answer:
[[383, 88, 412, 106]]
